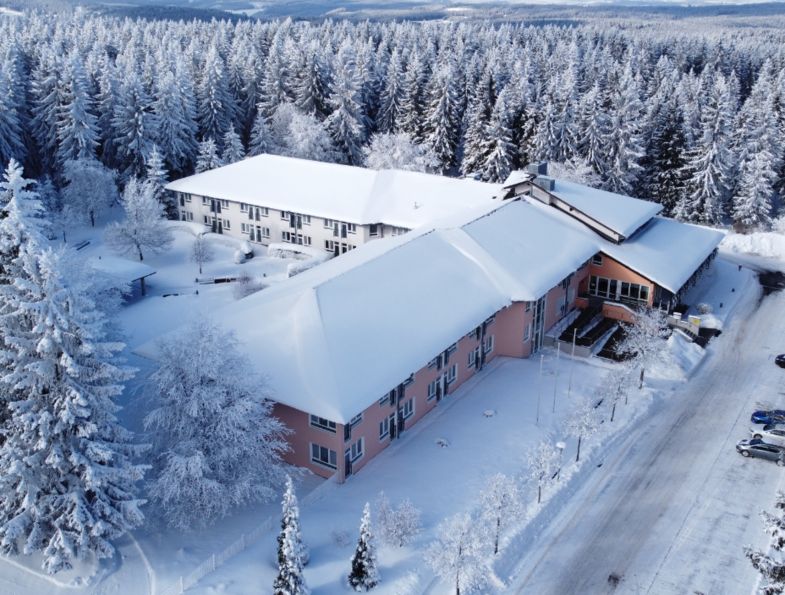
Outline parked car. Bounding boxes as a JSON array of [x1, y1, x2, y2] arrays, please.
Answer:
[[737, 439, 785, 465], [750, 424, 785, 446], [776, 354, 785, 368], [751, 410, 785, 425]]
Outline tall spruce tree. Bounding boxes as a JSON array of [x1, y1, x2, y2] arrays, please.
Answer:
[[273, 476, 309, 595], [0, 161, 145, 574], [348, 503, 380, 592]]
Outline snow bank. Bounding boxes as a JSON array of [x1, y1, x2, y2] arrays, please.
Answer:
[[721, 231, 785, 261]]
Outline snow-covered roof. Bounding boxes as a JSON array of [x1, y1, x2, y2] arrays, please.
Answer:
[[545, 179, 663, 239], [139, 194, 722, 423], [89, 256, 156, 284], [599, 217, 725, 294], [165, 154, 500, 229]]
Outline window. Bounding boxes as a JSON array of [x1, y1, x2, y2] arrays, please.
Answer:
[[369, 224, 379, 236], [324, 218, 334, 229], [325, 240, 335, 252], [379, 393, 390, 406], [223, 219, 230, 230], [302, 215, 311, 225], [402, 398, 414, 420], [347, 438, 364, 463], [347, 223, 357, 234], [446, 364, 457, 384], [202, 197, 210, 206], [447, 342, 458, 354], [523, 323, 531, 342], [203, 215, 211, 224], [240, 202, 249, 212], [180, 212, 187, 221], [261, 207, 269, 217], [281, 210, 289, 220], [379, 415, 395, 439], [282, 231, 291, 243], [427, 380, 439, 401], [483, 335, 494, 354], [468, 349, 477, 368], [349, 413, 363, 426], [220, 199, 229, 209], [592, 254, 603, 265], [241, 222, 250, 233], [525, 301, 532, 312], [311, 443, 337, 469], [181, 211, 193, 222], [261, 226, 270, 239], [309, 415, 336, 433], [303, 235, 312, 246], [391, 226, 407, 236], [184, 194, 192, 203]]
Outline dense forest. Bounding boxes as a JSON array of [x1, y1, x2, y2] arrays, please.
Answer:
[[1, 11, 784, 228]]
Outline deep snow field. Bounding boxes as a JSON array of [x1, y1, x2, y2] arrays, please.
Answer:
[[0, 219, 781, 595]]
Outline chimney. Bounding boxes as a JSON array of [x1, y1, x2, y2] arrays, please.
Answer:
[[533, 175, 555, 192], [526, 161, 548, 176]]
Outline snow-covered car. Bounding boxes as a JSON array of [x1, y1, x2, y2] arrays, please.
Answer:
[[751, 410, 785, 425], [750, 424, 785, 446], [737, 439, 785, 466], [776, 354, 785, 369]]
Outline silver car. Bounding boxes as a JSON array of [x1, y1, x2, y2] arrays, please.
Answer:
[[750, 423, 785, 446], [737, 439, 785, 466]]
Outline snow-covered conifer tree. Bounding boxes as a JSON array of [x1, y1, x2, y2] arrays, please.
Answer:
[[105, 177, 173, 261], [326, 45, 367, 165], [294, 44, 332, 120], [376, 47, 405, 133], [222, 125, 246, 164], [273, 475, 309, 595], [196, 45, 233, 144], [152, 65, 199, 174], [145, 144, 172, 214], [480, 88, 517, 182], [249, 108, 273, 157], [144, 319, 289, 529], [0, 161, 145, 573], [745, 491, 785, 595], [348, 503, 380, 591], [195, 137, 223, 173], [55, 54, 99, 168], [425, 513, 492, 595], [422, 65, 459, 172], [61, 158, 119, 227], [363, 132, 438, 173], [478, 473, 521, 555], [0, 51, 26, 167], [112, 72, 157, 179]]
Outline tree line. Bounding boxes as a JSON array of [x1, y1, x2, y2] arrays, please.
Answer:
[[0, 11, 784, 229]]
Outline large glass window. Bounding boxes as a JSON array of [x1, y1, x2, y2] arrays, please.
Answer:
[[309, 415, 336, 433], [311, 444, 337, 469]]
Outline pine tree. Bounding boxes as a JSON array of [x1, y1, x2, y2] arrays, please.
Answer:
[[249, 109, 273, 157], [273, 476, 309, 595], [30, 50, 62, 174], [376, 47, 405, 133], [152, 64, 199, 175], [145, 144, 172, 214], [196, 45, 233, 144], [0, 161, 145, 574], [294, 44, 332, 120], [577, 81, 611, 180], [745, 491, 785, 595], [222, 125, 246, 165], [55, 54, 98, 168], [195, 138, 223, 173], [348, 503, 380, 592], [603, 65, 645, 196], [422, 65, 459, 173], [0, 51, 26, 167], [112, 72, 157, 179], [326, 46, 367, 165], [479, 88, 517, 183], [674, 73, 735, 225]]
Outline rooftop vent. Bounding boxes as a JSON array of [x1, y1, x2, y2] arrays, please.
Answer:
[[526, 161, 549, 176], [533, 175, 555, 192]]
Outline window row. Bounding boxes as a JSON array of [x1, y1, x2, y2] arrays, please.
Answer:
[[282, 232, 312, 246], [589, 275, 650, 303]]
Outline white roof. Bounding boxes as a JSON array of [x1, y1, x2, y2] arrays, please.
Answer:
[[548, 179, 663, 239], [599, 217, 725, 294], [165, 154, 500, 229], [89, 256, 156, 284], [139, 191, 722, 423]]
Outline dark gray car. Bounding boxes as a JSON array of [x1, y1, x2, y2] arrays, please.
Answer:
[[737, 439, 785, 466]]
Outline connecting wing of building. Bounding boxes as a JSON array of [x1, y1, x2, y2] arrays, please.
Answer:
[[150, 158, 724, 481]]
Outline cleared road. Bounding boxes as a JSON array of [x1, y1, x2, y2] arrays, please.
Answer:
[[512, 280, 785, 594]]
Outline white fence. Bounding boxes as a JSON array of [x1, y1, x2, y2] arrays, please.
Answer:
[[156, 474, 339, 595]]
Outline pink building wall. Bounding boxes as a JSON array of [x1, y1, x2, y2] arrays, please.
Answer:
[[274, 268, 590, 482], [583, 254, 654, 307]]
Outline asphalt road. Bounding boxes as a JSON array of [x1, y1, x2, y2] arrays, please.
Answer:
[[511, 281, 785, 594]]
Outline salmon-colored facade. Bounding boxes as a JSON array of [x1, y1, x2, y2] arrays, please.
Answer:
[[272, 271, 596, 481], [582, 253, 656, 311]]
